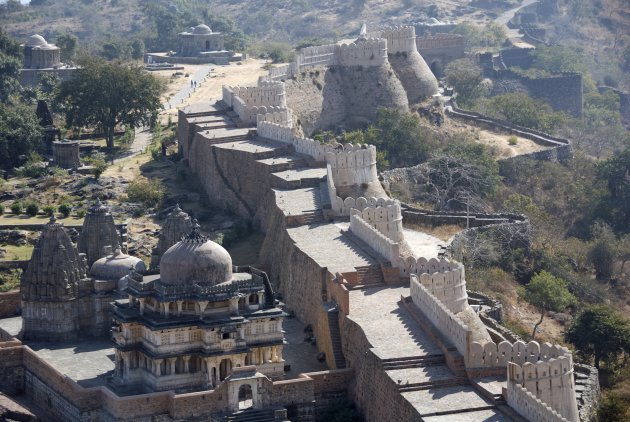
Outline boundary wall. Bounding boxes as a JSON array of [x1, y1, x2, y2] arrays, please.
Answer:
[[508, 357, 578, 421], [368, 26, 417, 54], [507, 382, 568, 422], [256, 121, 335, 162], [349, 214, 399, 263], [349, 202, 403, 242], [469, 340, 571, 369], [405, 261, 467, 313], [256, 109, 293, 127], [409, 274, 471, 360]]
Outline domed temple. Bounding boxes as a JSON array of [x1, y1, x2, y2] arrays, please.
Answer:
[[19, 34, 77, 86], [111, 222, 285, 392]]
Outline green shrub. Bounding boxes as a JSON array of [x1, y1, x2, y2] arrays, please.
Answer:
[[10, 201, 22, 215], [16, 152, 48, 178], [42, 205, 55, 216], [25, 202, 39, 217], [508, 135, 518, 146], [76, 209, 86, 218], [125, 176, 164, 207], [0, 204, 4, 215], [58, 203, 72, 218]]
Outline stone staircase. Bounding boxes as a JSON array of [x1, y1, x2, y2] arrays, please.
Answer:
[[380, 354, 445, 370], [300, 210, 324, 225], [327, 307, 347, 369], [354, 264, 384, 287], [398, 374, 470, 393]]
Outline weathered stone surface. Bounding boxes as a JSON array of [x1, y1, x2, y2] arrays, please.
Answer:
[[77, 199, 123, 267], [150, 204, 192, 269]]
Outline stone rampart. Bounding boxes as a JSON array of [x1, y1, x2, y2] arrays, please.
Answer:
[[337, 39, 388, 67], [256, 109, 293, 127], [229, 82, 286, 107], [326, 143, 378, 187], [257, 121, 334, 162], [409, 274, 471, 359], [401, 259, 467, 313], [349, 214, 399, 263], [508, 357, 579, 421], [370, 26, 417, 54], [297, 44, 338, 69], [469, 340, 571, 369], [507, 382, 569, 422], [349, 202, 403, 242], [416, 33, 466, 50]]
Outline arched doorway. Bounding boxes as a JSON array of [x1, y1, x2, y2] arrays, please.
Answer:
[[205, 40, 210, 51], [219, 358, 232, 381], [430, 60, 442, 78], [238, 384, 253, 410]]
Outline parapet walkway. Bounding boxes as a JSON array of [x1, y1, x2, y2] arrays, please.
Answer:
[[187, 104, 517, 421]]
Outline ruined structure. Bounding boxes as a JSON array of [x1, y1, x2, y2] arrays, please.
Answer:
[[112, 222, 285, 393], [150, 204, 192, 269], [416, 33, 466, 77], [19, 34, 76, 87], [77, 200, 124, 267], [52, 139, 81, 169]]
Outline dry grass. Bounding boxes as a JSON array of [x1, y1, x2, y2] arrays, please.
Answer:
[[405, 223, 463, 242], [0, 214, 84, 227], [1, 244, 34, 261]]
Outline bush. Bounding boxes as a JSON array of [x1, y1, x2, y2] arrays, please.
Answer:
[[0, 204, 3, 215], [25, 202, 39, 217], [125, 176, 164, 207], [76, 209, 86, 218], [508, 135, 518, 146], [42, 205, 55, 216], [58, 203, 72, 218], [16, 152, 47, 178], [10, 201, 22, 215]]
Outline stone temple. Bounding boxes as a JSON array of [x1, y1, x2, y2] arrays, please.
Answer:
[[19, 34, 76, 86], [112, 221, 285, 393], [150, 203, 192, 269]]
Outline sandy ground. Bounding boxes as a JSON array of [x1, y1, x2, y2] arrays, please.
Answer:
[[156, 59, 268, 123]]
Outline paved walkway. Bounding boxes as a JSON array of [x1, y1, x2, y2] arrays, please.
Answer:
[[164, 65, 214, 110]]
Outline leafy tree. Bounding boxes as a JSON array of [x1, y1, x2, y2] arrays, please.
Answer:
[[530, 45, 587, 74], [596, 393, 629, 422], [565, 306, 630, 369], [56, 58, 163, 150], [519, 270, 575, 339], [588, 222, 617, 280], [0, 103, 43, 170], [101, 41, 131, 61], [482, 22, 507, 47], [0, 27, 22, 102], [25, 202, 39, 217], [452, 22, 481, 51], [131, 39, 145, 60], [595, 147, 630, 232], [445, 58, 486, 108], [482, 93, 566, 132], [58, 203, 72, 218], [55, 33, 78, 63]]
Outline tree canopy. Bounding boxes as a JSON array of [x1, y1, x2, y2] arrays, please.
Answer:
[[0, 27, 22, 102], [445, 58, 486, 108], [0, 102, 43, 170], [56, 58, 163, 149], [519, 270, 575, 339], [565, 306, 630, 369], [482, 93, 567, 133], [595, 147, 630, 232]]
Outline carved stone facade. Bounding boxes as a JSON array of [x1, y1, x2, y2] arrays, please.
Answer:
[[77, 200, 123, 267], [112, 222, 285, 393], [150, 204, 192, 269]]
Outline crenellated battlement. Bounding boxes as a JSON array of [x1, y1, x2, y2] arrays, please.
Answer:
[[369, 25, 418, 54], [469, 340, 571, 369], [349, 214, 400, 263], [406, 260, 467, 313], [257, 121, 336, 162], [337, 39, 388, 67], [326, 143, 378, 187], [256, 109, 293, 127]]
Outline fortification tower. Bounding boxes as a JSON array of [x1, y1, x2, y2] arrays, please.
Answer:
[[21, 216, 88, 341], [150, 204, 192, 269], [77, 200, 123, 267]]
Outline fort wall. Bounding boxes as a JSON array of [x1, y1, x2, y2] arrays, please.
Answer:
[[507, 382, 569, 422], [326, 143, 378, 187], [370, 26, 417, 54], [409, 275, 472, 360], [349, 214, 400, 262], [468, 340, 571, 369], [349, 202, 403, 242], [257, 121, 334, 162]]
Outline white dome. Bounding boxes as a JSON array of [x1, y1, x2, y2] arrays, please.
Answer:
[[193, 24, 212, 34], [27, 34, 48, 47], [90, 249, 146, 281], [159, 222, 232, 286]]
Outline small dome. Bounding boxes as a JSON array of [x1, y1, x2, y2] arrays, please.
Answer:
[[90, 248, 146, 281], [159, 221, 232, 286], [27, 34, 48, 47], [193, 24, 212, 34]]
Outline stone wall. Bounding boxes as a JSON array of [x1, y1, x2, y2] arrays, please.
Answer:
[[409, 274, 471, 360], [370, 26, 417, 54], [0, 291, 20, 318], [326, 143, 377, 187], [256, 109, 293, 127], [468, 340, 571, 369], [508, 357, 578, 421], [257, 121, 334, 162], [349, 214, 399, 262], [407, 262, 467, 314], [416, 34, 466, 77], [349, 202, 403, 242], [507, 382, 569, 422]]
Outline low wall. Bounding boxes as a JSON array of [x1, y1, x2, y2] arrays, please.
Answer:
[[0, 290, 20, 317], [409, 275, 471, 360], [349, 202, 403, 242], [468, 340, 571, 369], [445, 106, 573, 163], [257, 121, 334, 162], [325, 143, 378, 187], [413, 265, 467, 314], [349, 215, 399, 263], [401, 205, 527, 228], [507, 382, 568, 422]]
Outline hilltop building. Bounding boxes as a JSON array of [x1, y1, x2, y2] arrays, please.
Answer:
[[19, 34, 76, 86]]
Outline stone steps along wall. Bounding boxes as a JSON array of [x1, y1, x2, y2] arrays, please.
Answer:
[[368, 26, 418, 54], [349, 214, 400, 264], [326, 143, 378, 187], [508, 357, 579, 422], [409, 274, 472, 362], [398, 258, 467, 314]]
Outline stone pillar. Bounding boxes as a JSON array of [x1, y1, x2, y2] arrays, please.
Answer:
[[271, 346, 279, 362], [122, 352, 131, 380], [275, 345, 284, 362], [169, 358, 176, 375], [176, 300, 183, 316], [138, 298, 145, 315], [239, 327, 245, 340], [229, 296, 239, 315], [264, 347, 271, 363], [183, 356, 190, 373], [257, 291, 264, 306]]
